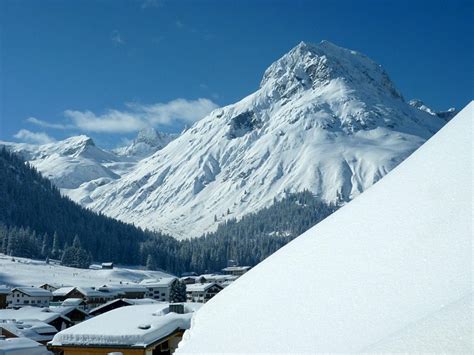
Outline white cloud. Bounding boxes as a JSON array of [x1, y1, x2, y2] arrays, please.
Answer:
[[60, 98, 218, 134], [64, 109, 148, 134], [111, 30, 125, 45], [129, 98, 219, 126], [14, 129, 56, 145], [26, 117, 72, 130]]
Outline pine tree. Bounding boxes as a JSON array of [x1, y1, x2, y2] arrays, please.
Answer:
[[51, 232, 60, 259], [170, 280, 186, 302]]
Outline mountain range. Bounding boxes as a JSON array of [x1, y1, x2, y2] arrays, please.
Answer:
[[1, 41, 455, 239]]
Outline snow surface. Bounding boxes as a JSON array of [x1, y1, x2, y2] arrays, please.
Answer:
[[50, 303, 202, 347], [0, 254, 171, 287], [176, 102, 473, 353], [0, 338, 51, 355], [84, 41, 448, 238]]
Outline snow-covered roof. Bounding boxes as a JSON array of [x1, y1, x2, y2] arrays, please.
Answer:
[[11, 287, 52, 297], [49, 306, 88, 317], [177, 103, 474, 353], [0, 319, 57, 342], [186, 283, 221, 293], [0, 307, 70, 324], [53, 287, 110, 298], [0, 337, 51, 354], [61, 298, 85, 306], [50, 303, 202, 348], [89, 298, 158, 315], [101, 283, 147, 293], [52, 287, 75, 297], [139, 277, 177, 287]]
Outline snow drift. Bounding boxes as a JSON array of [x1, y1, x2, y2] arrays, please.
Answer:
[[176, 102, 473, 353]]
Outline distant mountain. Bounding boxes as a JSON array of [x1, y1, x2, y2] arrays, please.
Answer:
[[85, 41, 450, 238], [408, 99, 457, 121], [114, 128, 178, 159], [0, 129, 178, 204]]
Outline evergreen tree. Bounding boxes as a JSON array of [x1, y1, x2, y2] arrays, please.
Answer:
[[51, 232, 60, 259], [170, 280, 186, 302]]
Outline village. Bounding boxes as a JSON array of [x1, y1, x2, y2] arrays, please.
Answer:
[[0, 262, 251, 354]]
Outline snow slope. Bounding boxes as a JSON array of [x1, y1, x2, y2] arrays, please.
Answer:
[[176, 102, 473, 353], [0, 254, 171, 287], [86, 41, 447, 238]]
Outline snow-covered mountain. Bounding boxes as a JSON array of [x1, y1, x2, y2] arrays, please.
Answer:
[[177, 102, 473, 354], [85, 41, 449, 238], [114, 128, 177, 159], [0, 128, 176, 204], [1, 135, 122, 190], [409, 98, 457, 121]]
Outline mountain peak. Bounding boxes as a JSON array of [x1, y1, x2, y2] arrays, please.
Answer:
[[260, 40, 402, 100]]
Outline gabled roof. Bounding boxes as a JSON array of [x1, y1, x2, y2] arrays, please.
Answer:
[[186, 283, 222, 292], [139, 277, 177, 287], [11, 287, 52, 297], [0, 319, 57, 342], [0, 337, 50, 354], [49, 306, 88, 317], [50, 303, 202, 348], [88, 298, 158, 315], [61, 298, 85, 306], [0, 307, 70, 324]]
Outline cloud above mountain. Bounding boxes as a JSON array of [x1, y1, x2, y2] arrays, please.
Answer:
[[27, 98, 219, 135], [14, 129, 56, 144]]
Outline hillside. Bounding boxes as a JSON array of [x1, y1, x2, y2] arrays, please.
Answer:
[[177, 102, 473, 353]]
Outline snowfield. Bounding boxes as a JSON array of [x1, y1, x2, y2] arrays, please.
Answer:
[[176, 102, 473, 353], [0, 254, 171, 287]]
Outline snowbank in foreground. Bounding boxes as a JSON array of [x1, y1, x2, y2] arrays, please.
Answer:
[[177, 102, 473, 353]]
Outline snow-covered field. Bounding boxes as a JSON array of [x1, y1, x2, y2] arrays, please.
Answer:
[[0, 254, 171, 287], [177, 102, 473, 353]]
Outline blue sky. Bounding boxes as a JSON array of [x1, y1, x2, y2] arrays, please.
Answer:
[[1, 0, 472, 147]]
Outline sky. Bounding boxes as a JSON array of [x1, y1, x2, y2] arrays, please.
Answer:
[[0, 0, 472, 147]]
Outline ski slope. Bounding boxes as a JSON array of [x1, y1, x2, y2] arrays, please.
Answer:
[[177, 102, 473, 353]]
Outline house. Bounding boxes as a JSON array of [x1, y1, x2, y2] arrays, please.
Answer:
[[0, 337, 52, 355], [49, 306, 89, 325], [139, 277, 178, 302], [48, 303, 202, 355], [52, 287, 118, 309], [38, 283, 62, 292], [7, 287, 52, 308], [0, 288, 10, 309], [221, 266, 251, 277], [0, 307, 73, 331], [186, 283, 223, 303], [101, 262, 113, 269], [197, 274, 237, 285], [0, 319, 58, 344], [100, 283, 147, 299], [89, 298, 157, 317], [180, 276, 197, 285]]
